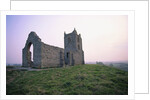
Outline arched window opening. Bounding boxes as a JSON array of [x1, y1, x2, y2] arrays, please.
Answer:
[[27, 42, 34, 67], [67, 52, 70, 58], [30, 44, 33, 61], [78, 45, 80, 50]]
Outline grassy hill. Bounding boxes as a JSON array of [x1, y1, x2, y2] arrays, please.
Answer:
[[6, 64, 128, 95]]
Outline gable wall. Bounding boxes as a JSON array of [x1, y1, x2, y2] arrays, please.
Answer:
[[22, 32, 42, 68]]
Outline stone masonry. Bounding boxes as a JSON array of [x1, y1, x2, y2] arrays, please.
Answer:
[[22, 29, 84, 68]]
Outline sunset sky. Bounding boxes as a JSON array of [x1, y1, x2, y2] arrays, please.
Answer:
[[6, 15, 128, 64]]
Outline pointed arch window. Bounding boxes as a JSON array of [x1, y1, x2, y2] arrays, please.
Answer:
[[78, 44, 80, 50]]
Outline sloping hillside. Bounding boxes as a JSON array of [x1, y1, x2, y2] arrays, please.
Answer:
[[6, 64, 128, 95]]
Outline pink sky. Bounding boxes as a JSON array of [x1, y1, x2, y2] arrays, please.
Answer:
[[6, 15, 128, 64]]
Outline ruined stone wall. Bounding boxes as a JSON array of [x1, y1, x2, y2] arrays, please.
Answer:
[[22, 32, 42, 68], [41, 43, 64, 68]]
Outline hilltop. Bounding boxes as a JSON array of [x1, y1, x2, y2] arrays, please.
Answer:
[[6, 64, 128, 95]]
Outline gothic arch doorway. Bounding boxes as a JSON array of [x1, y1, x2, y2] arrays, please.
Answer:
[[27, 42, 34, 67]]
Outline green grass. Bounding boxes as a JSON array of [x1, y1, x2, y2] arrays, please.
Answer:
[[6, 64, 128, 95]]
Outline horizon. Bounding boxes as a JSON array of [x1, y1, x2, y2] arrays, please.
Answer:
[[6, 15, 128, 65], [7, 60, 128, 65]]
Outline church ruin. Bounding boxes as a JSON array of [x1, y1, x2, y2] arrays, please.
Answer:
[[22, 29, 84, 68]]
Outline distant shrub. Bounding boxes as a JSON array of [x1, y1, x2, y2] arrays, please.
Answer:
[[96, 61, 104, 65]]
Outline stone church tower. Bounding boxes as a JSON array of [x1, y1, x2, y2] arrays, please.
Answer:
[[64, 28, 84, 66]]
